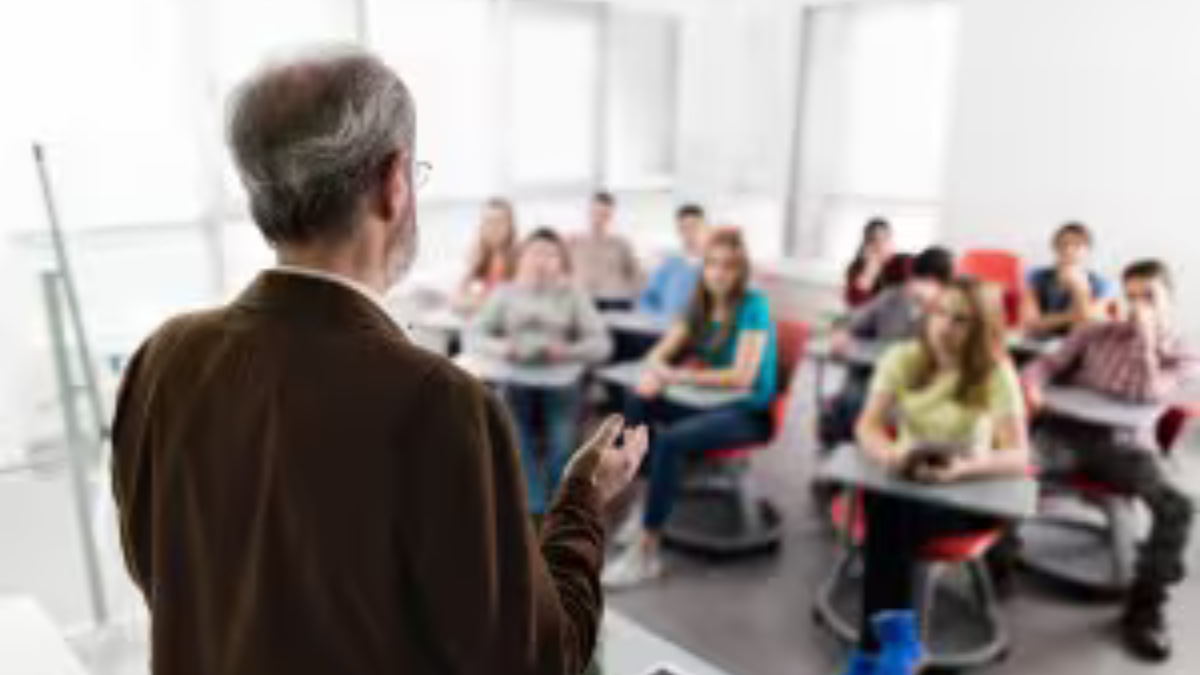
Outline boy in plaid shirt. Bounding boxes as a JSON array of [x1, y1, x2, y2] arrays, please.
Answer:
[[1023, 259, 1197, 663]]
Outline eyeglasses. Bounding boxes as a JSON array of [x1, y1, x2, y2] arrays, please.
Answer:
[[414, 160, 433, 190]]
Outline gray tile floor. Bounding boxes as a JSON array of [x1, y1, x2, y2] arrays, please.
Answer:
[[66, 363, 1200, 675]]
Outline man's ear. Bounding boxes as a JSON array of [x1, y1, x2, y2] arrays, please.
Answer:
[[373, 152, 409, 224]]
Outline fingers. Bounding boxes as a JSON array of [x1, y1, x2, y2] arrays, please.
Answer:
[[586, 414, 625, 453], [621, 425, 650, 479]]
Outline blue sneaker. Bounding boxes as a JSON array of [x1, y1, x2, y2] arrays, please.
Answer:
[[838, 650, 877, 675], [872, 611, 923, 675]]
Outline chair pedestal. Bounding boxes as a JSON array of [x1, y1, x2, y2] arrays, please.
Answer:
[[1017, 492, 1139, 600], [813, 545, 1011, 670], [661, 462, 783, 557], [814, 495, 1011, 670]]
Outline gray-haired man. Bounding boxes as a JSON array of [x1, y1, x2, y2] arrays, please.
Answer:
[[112, 47, 647, 675]]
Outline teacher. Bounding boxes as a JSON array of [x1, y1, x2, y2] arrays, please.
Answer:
[[111, 47, 647, 675]]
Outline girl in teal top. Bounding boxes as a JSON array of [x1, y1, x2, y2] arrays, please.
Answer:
[[603, 228, 778, 588]]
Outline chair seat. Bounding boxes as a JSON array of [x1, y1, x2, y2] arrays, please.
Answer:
[[704, 443, 763, 462], [1065, 475, 1125, 497], [920, 530, 1004, 561], [828, 493, 1002, 560]]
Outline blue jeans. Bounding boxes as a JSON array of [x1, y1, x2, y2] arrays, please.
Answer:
[[502, 385, 582, 515], [624, 394, 772, 530]]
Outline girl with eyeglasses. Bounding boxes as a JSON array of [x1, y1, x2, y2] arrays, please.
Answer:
[[466, 229, 612, 516]]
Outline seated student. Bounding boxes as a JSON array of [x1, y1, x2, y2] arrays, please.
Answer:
[[1021, 221, 1116, 336], [1023, 260, 1197, 663], [844, 277, 1029, 675], [568, 191, 643, 310], [601, 228, 777, 588], [845, 218, 895, 308], [637, 203, 709, 320], [453, 197, 517, 313], [467, 229, 612, 515], [818, 247, 955, 451]]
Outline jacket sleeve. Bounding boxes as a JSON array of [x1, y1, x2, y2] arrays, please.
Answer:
[[110, 342, 155, 602], [401, 366, 604, 675]]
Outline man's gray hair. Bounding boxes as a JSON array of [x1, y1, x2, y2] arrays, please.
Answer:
[[227, 46, 416, 245]]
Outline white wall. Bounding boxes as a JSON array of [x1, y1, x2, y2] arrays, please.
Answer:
[[943, 0, 1200, 334]]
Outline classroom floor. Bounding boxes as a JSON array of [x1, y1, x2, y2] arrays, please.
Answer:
[[27, 362, 1200, 675]]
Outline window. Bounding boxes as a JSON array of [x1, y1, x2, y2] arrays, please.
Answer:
[[5, 0, 204, 230], [605, 10, 679, 188], [508, 1, 601, 188], [368, 0, 495, 200], [792, 0, 959, 261]]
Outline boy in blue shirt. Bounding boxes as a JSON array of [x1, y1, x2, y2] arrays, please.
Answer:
[[1021, 222, 1116, 336], [637, 204, 708, 320]]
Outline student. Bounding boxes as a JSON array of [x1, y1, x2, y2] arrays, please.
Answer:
[[1021, 221, 1115, 336], [1023, 260, 1196, 663], [845, 218, 895, 308], [568, 191, 642, 309], [844, 277, 1030, 675], [602, 228, 777, 588], [453, 197, 517, 313], [467, 229, 613, 515], [637, 204, 708, 320], [818, 247, 955, 451]]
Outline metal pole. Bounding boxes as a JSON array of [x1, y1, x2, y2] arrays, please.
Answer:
[[32, 144, 108, 440], [42, 271, 109, 627]]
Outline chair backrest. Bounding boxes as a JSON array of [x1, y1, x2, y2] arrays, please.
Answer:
[[769, 320, 810, 432], [1156, 404, 1200, 454], [959, 249, 1024, 327]]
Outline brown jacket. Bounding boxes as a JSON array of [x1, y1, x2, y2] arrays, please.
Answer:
[[112, 271, 604, 675]]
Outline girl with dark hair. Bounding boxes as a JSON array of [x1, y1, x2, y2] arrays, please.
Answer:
[[603, 228, 778, 588], [840, 277, 1030, 675], [454, 198, 518, 313], [466, 228, 612, 515], [845, 218, 895, 308]]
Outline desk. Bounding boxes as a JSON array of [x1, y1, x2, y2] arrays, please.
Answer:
[[596, 610, 736, 675], [1040, 385, 1166, 431], [602, 310, 669, 337], [809, 338, 888, 401], [808, 338, 887, 368], [0, 597, 90, 675], [818, 445, 1038, 521], [406, 305, 467, 335], [1006, 334, 1062, 359], [598, 361, 750, 410], [454, 353, 586, 389]]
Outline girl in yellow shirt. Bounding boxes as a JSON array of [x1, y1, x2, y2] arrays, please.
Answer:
[[843, 277, 1030, 675]]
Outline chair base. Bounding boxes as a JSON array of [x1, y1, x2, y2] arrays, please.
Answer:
[[1017, 517, 1134, 601], [813, 547, 1011, 671], [661, 485, 783, 558]]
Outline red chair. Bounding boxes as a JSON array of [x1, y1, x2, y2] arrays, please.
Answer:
[[817, 489, 1013, 669], [959, 250, 1025, 327], [1020, 405, 1199, 598], [661, 320, 810, 556]]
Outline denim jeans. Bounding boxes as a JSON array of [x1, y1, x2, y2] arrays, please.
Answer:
[[623, 393, 772, 530], [502, 385, 582, 515]]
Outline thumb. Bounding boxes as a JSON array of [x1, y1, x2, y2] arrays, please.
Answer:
[[566, 415, 624, 480], [584, 414, 625, 454]]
